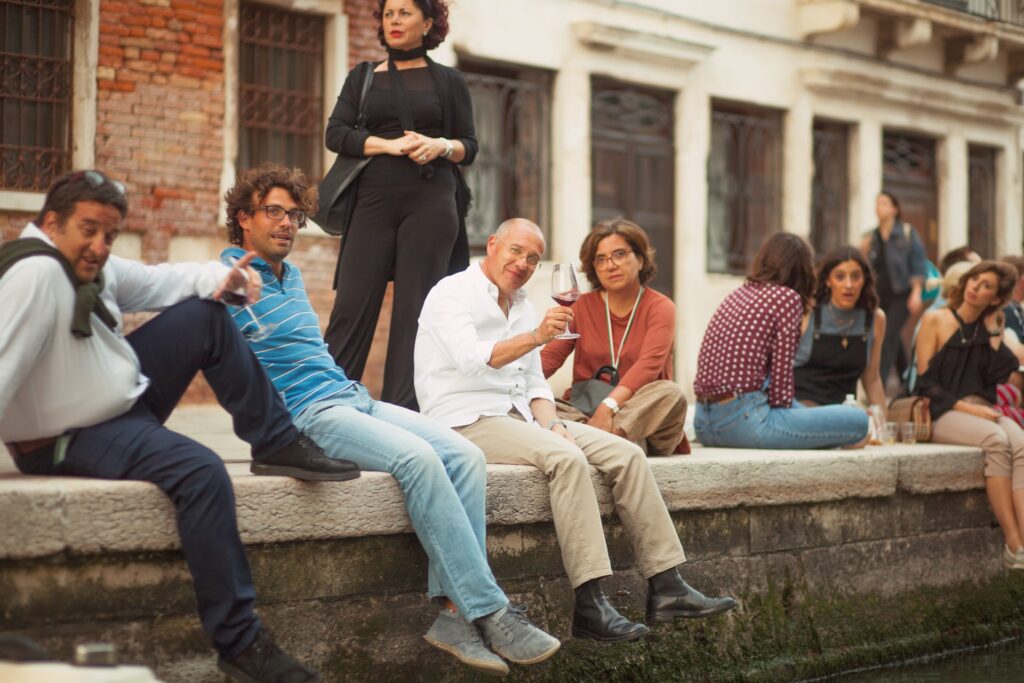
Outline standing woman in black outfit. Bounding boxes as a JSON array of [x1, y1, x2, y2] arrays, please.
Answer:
[[323, 0, 476, 409]]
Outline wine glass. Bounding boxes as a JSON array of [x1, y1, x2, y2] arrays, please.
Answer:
[[551, 263, 581, 340], [224, 258, 277, 342]]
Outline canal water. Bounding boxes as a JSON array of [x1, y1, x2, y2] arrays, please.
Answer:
[[832, 639, 1024, 682]]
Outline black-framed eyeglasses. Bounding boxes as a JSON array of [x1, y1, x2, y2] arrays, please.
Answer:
[[594, 249, 634, 269], [63, 170, 126, 196], [252, 204, 307, 228]]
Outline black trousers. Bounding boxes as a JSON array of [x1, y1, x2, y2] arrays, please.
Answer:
[[13, 298, 299, 656], [879, 293, 910, 386], [325, 180, 458, 410]]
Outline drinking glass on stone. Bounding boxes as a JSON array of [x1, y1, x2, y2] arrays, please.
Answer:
[[224, 257, 276, 342]]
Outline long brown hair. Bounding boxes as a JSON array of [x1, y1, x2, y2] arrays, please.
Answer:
[[748, 233, 816, 311], [814, 246, 879, 314], [947, 260, 1018, 321]]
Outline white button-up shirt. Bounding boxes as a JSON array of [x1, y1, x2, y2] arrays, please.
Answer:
[[415, 263, 554, 428], [0, 223, 230, 442]]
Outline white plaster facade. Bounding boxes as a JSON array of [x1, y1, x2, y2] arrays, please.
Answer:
[[432, 0, 1024, 395]]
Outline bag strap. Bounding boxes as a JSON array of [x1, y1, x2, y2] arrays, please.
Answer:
[[355, 61, 375, 129]]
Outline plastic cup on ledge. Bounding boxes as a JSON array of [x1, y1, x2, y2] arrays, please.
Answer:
[[901, 422, 916, 445], [884, 421, 899, 445]]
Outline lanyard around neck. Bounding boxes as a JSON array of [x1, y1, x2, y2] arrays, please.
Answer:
[[605, 286, 644, 369]]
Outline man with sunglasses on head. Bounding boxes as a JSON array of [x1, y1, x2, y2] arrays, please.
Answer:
[[218, 164, 560, 676], [414, 218, 737, 644], [0, 169, 358, 683]]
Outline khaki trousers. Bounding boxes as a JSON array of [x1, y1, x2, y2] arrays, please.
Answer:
[[932, 410, 1024, 489], [456, 414, 686, 588], [555, 380, 687, 455]]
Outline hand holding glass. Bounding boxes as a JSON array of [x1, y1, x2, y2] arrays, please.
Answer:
[[551, 264, 581, 340], [224, 257, 277, 342]]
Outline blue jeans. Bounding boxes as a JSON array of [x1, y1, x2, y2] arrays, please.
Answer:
[[694, 391, 868, 449], [294, 386, 507, 622]]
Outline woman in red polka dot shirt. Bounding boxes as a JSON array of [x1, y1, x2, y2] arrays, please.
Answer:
[[693, 233, 869, 449]]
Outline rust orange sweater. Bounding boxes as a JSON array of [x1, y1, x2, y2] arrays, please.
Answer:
[[541, 287, 675, 399]]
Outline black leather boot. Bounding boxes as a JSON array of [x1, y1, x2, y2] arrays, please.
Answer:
[[646, 568, 738, 623], [572, 579, 650, 642]]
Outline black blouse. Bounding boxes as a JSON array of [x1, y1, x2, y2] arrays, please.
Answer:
[[916, 315, 1017, 419]]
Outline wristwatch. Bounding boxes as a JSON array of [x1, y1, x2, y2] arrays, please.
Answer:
[[601, 397, 620, 415], [439, 137, 454, 159], [544, 419, 565, 430]]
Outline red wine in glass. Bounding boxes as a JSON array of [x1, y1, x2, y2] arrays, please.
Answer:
[[551, 263, 581, 340]]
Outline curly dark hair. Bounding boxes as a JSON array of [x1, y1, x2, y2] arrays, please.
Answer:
[[947, 260, 1018, 321], [578, 217, 657, 290], [225, 164, 318, 246], [814, 245, 879, 314], [748, 233, 816, 312], [375, 0, 450, 51]]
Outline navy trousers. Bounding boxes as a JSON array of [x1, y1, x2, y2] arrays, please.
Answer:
[[15, 298, 299, 656]]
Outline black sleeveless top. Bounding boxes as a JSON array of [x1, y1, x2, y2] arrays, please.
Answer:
[[916, 311, 1017, 419]]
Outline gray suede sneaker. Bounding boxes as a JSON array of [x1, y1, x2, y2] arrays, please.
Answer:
[[423, 609, 509, 677], [476, 605, 560, 666]]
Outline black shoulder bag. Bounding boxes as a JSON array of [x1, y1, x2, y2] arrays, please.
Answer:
[[313, 61, 375, 235]]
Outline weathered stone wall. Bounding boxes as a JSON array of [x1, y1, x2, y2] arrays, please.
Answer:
[[2, 446, 1022, 681]]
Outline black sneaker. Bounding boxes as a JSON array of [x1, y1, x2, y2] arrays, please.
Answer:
[[218, 630, 320, 683], [251, 435, 360, 482]]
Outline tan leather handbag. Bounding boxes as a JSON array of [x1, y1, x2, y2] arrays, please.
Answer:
[[888, 396, 931, 442]]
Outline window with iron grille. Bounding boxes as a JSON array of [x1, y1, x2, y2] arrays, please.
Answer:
[[707, 101, 783, 275], [460, 61, 551, 251], [968, 144, 997, 259], [238, 2, 324, 179], [0, 0, 73, 192], [810, 119, 850, 259]]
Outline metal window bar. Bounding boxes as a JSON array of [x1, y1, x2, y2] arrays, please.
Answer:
[[924, 0, 1024, 24], [707, 104, 783, 275], [0, 0, 73, 192], [968, 145, 997, 258], [811, 120, 850, 259], [462, 69, 551, 250], [238, 2, 324, 179]]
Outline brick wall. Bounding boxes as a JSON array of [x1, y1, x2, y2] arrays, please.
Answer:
[[1, 214, 33, 242], [95, 0, 226, 263]]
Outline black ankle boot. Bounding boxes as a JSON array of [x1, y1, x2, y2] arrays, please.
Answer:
[[572, 579, 649, 642], [251, 435, 360, 482], [646, 568, 738, 623]]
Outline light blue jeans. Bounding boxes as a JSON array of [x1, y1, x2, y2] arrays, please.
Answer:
[[294, 385, 507, 622], [694, 391, 868, 449]]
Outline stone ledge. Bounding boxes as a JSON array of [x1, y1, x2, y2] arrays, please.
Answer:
[[0, 444, 983, 560]]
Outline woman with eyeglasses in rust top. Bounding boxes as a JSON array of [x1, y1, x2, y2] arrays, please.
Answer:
[[541, 218, 688, 455]]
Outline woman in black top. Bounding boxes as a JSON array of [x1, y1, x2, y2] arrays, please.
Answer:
[[322, 0, 476, 409], [860, 191, 928, 387], [794, 246, 887, 410], [915, 261, 1022, 569]]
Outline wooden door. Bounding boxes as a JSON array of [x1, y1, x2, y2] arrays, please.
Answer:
[[882, 131, 939, 262], [591, 78, 675, 295]]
